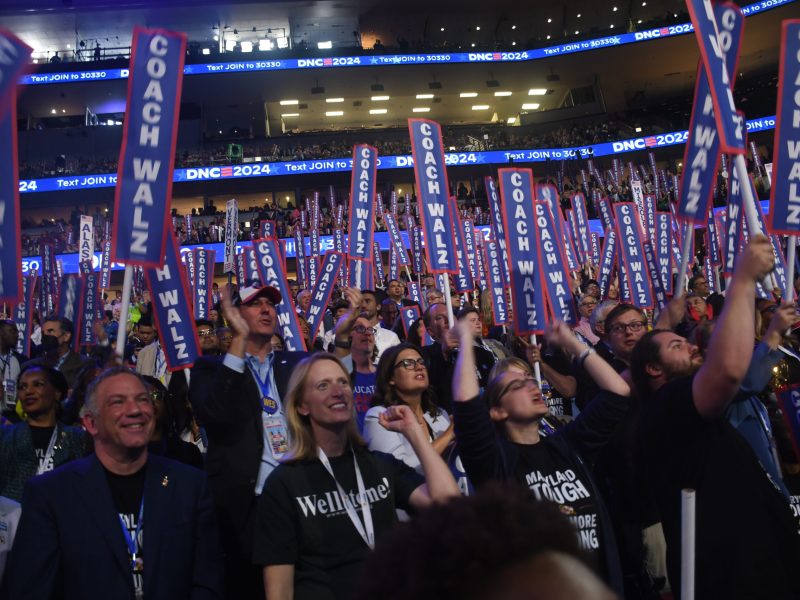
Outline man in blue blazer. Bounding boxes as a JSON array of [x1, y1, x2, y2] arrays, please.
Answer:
[[5, 367, 222, 599], [189, 282, 307, 599]]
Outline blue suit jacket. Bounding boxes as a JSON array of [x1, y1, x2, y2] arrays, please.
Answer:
[[5, 454, 222, 600]]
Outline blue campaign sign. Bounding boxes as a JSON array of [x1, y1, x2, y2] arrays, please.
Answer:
[[112, 27, 186, 267], [613, 203, 654, 309], [18, 0, 795, 87], [498, 168, 546, 335], [685, 0, 746, 154], [409, 119, 457, 273], [0, 30, 32, 117], [347, 144, 377, 259], [145, 232, 201, 371], [767, 20, 800, 235], [678, 2, 743, 223], [534, 202, 577, 325], [17, 115, 777, 195]]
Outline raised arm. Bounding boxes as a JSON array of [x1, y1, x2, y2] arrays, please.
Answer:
[[545, 320, 630, 397], [693, 235, 774, 419], [452, 320, 480, 403], [379, 405, 459, 509], [332, 287, 362, 358]]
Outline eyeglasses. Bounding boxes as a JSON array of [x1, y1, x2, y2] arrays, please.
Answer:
[[353, 325, 378, 336], [609, 320, 647, 335], [579, 300, 597, 308], [496, 376, 538, 402], [393, 357, 426, 370], [198, 330, 215, 337]]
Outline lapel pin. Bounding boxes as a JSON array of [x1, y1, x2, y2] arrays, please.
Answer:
[[161, 475, 169, 487]]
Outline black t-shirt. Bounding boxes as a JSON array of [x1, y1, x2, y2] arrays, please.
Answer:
[[541, 348, 575, 418], [514, 442, 604, 560], [641, 376, 800, 599], [784, 470, 800, 537], [29, 425, 56, 474], [253, 448, 423, 600], [105, 465, 146, 599]]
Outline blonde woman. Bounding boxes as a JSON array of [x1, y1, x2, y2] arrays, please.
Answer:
[[253, 353, 459, 600]]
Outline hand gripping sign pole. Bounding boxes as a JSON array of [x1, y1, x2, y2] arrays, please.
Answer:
[[112, 27, 187, 357]]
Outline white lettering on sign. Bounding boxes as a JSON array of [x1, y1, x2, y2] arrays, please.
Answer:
[[129, 34, 171, 257]]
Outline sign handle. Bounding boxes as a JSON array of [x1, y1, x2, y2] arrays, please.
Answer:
[[681, 488, 696, 600], [442, 275, 455, 329], [677, 230, 693, 294], [530, 333, 542, 387], [734, 154, 774, 291], [115, 264, 134, 360], [787, 237, 796, 304]]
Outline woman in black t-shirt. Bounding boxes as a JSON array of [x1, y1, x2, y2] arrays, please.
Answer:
[[0, 365, 88, 501], [451, 319, 630, 594], [254, 353, 459, 600]]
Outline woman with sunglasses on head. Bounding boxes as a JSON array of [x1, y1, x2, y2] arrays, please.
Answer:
[[363, 343, 454, 474], [254, 353, 459, 600], [451, 318, 631, 594]]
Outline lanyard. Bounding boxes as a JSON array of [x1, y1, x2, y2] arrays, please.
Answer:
[[0, 353, 10, 378], [54, 353, 68, 371], [247, 357, 279, 415], [35, 427, 58, 475], [317, 448, 375, 550], [118, 498, 145, 573]]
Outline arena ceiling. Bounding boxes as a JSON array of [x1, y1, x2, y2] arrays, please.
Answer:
[[4, 0, 791, 132]]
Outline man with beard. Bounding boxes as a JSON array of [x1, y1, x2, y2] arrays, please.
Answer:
[[359, 290, 400, 360], [631, 236, 800, 599]]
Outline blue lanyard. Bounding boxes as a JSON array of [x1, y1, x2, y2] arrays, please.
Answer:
[[118, 498, 145, 573], [247, 357, 279, 415]]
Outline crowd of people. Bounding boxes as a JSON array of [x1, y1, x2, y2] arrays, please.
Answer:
[[1, 231, 800, 598], [19, 147, 774, 260], [18, 113, 679, 180]]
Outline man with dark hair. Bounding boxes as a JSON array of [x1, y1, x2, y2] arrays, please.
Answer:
[[359, 290, 400, 359], [189, 282, 307, 599], [7, 367, 222, 599], [195, 319, 220, 356], [631, 236, 800, 598], [386, 278, 415, 311], [687, 274, 709, 298], [379, 298, 400, 331], [25, 316, 91, 389], [579, 279, 601, 300], [134, 315, 170, 386]]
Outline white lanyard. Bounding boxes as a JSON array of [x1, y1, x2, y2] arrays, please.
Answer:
[[317, 448, 375, 550], [35, 427, 58, 475]]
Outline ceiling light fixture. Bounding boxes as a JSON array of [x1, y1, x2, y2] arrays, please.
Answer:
[[460, 92, 478, 98], [412, 107, 430, 112], [326, 110, 343, 116], [369, 108, 387, 114], [472, 105, 490, 110], [371, 95, 390, 101], [521, 103, 540, 110], [416, 93, 434, 99], [279, 99, 299, 105], [326, 98, 344, 103]]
